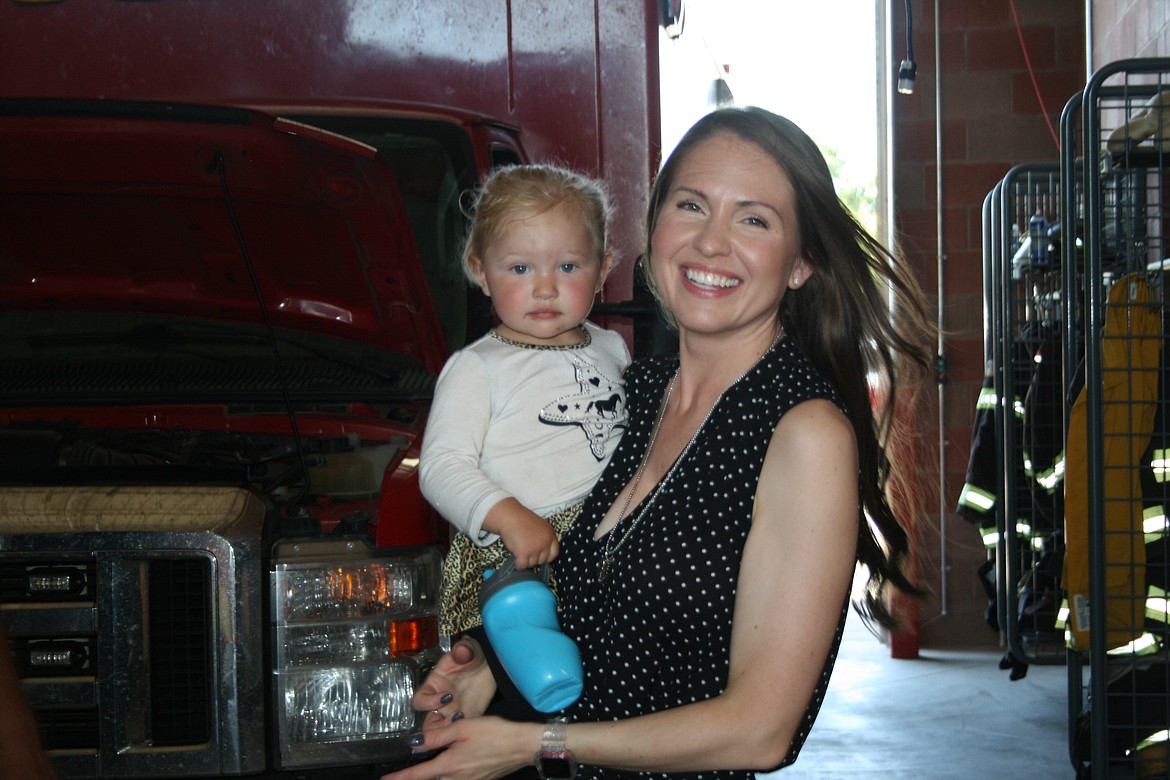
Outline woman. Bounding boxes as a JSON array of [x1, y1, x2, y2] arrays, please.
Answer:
[[385, 106, 935, 780]]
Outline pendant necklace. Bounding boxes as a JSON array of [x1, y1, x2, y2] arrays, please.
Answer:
[[596, 326, 784, 582]]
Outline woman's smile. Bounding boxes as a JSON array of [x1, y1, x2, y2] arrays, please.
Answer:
[[683, 266, 742, 290]]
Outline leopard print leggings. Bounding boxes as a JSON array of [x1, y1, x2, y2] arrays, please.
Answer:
[[438, 502, 582, 637]]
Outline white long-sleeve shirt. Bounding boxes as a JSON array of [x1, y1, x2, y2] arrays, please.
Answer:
[[420, 321, 630, 546]]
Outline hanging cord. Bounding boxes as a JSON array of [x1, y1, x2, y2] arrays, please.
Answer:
[[1008, 0, 1060, 150], [904, 0, 914, 64], [213, 151, 312, 510], [895, 0, 917, 94]]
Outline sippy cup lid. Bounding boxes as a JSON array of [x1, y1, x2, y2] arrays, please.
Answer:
[[479, 555, 550, 610]]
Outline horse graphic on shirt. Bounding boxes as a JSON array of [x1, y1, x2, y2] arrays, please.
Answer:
[[539, 355, 627, 460]]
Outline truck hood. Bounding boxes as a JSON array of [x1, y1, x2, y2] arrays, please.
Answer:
[[0, 98, 448, 377]]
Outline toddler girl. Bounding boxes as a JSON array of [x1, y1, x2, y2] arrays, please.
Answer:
[[420, 164, 630, 637]]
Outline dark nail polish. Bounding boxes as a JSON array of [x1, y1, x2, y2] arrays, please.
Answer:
[[440, 693, 454, 704], [451, 711, 464, 722], [407, 733, 425, 747]]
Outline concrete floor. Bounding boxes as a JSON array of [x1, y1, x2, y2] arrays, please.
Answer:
[[762, 609, 1073, 780]]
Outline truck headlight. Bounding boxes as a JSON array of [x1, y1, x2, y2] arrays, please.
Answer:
[[271, 538, 441, 769]]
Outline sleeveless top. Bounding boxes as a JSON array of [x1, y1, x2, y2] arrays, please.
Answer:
[[555, 337, 852, 780]]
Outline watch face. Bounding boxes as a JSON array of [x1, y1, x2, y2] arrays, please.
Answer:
[[538, 754, 577, 780]]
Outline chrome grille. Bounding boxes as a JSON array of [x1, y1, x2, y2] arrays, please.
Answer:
[[1, 511, 265, 778], [146, 558, 213, 746]]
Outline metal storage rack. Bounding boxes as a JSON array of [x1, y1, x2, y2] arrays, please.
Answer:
[[990, 163, 1070, 672], [974, 162, 1070, 683], [1062, 58, 1170, 780]]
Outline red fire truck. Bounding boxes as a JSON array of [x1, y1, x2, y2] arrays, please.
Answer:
[[0, 2, 667, 777]]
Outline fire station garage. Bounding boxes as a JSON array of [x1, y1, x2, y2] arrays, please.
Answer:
[[1, 1, 1170, 779]]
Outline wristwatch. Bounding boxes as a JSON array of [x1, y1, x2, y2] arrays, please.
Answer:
[[535, 717, 578, 780]]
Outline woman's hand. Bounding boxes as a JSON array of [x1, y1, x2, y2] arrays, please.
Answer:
[[384, 637, 540, 780], [413, 636, 497, 730], [381, 715, 541, 780]]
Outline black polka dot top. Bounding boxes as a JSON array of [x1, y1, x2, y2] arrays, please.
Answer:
[[555, 336, 853, 780]]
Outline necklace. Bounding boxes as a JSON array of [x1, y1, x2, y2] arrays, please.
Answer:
[[596, 326, 785, 582], [489, 325, 591, 350]]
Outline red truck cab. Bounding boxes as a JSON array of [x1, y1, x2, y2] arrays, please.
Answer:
[[0, 2, 664, 777]]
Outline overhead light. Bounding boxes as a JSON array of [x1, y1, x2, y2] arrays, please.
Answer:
[[897, 0, 916, 95], [660, 0, 685, 39], [898, 59, 917, 95]]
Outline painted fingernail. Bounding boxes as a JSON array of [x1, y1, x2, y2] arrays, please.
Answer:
[[439, 693, 454, 704], [407, 733, 425, 747], [451, 711, 464, 722]]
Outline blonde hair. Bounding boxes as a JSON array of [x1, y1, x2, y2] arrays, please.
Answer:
[[461, 164, 614, 284]]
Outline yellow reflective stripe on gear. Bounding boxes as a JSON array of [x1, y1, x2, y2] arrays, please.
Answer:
[[1029, 449, 1067, 491], [976, 386, 997, 410], [1057, 602, 1075, 648], [958, 483, 996, 513], [1099, 586, 1168, 655], [1059, 595, 1167, 653], [1143, 506, 1168, 544], [1017, 525, 1053, 553], [1036, 452, 1064, 493], [1057, 602, 1078, 648], [1152, 449, 1170, 483], [1132, 730, 1169, 755], [1106, 632, 1160, 656], [1147, 585, 1169, 626], [1022, 451, 1065, 493]]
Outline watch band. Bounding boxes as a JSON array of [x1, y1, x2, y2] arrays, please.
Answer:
[[542, 719, 568, 753], [536, 717, 577, 780]]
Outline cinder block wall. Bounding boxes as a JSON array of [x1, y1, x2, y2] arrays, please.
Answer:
[[890, 0, 1085, 647], [1092, 0, 1170, 63]]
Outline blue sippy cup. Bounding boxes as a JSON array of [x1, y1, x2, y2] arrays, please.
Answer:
[[479, 557, 584, 712]]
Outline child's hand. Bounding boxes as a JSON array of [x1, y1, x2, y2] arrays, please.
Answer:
[[482, 498, 560, 569], [503, 518, 559, 569]]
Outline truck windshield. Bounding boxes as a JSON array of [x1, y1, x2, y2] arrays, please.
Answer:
[[286, 115, 489, 352]]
